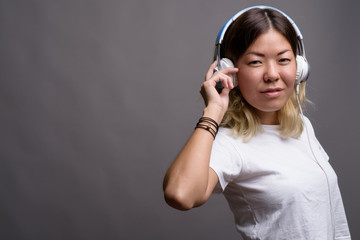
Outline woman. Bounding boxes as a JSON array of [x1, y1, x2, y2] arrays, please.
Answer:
[[163, 6, 350, 239]]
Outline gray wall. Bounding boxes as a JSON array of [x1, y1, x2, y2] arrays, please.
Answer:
[[1, 0, 359, 239]]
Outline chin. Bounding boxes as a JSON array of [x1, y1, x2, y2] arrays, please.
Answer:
[[257, 105, 284, 113]]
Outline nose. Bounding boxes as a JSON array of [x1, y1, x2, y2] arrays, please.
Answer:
[[263, 61, 280, 82]]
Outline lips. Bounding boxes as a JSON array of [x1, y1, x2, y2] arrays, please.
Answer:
[[260, 88, 283, 93], [260, 88, 283, 97]]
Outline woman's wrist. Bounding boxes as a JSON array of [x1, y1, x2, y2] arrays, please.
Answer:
[[195, 117, 219, 139], [202, 105, 225, 125]]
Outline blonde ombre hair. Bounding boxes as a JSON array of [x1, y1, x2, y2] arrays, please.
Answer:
[[216, 8, 308, 141], [221, 83, 306, 142]]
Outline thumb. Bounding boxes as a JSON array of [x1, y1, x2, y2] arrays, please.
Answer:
[[220, 87, 231, 97]]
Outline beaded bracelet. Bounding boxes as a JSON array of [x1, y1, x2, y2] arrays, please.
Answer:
[[195, 117, 219, 139]]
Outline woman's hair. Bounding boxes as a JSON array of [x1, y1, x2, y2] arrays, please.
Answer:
[[216, 7, 307, 142]]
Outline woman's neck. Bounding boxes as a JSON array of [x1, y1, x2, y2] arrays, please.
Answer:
[[256, 110, 279, 125]]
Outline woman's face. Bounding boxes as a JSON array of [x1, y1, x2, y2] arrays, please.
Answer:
[[236, 29, 296, 124]]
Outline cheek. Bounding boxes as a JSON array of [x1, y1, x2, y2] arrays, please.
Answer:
[[236, 73, 255, 97], [283, 68, 297, 87], [236, 69, 260, 88]]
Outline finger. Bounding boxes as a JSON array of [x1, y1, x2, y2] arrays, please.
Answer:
[[205, 61, 217, 81], [220, 85, 231, 97], [220, 67, 239, 75], [216, 72, 234, 89]]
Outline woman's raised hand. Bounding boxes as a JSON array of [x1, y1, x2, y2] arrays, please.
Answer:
[[200, 61, 238, 123]]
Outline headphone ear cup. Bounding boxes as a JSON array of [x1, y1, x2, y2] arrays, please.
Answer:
[[219, 58, 234, 69], [218, 58, 237, 87], [296, 55, 310, 84]]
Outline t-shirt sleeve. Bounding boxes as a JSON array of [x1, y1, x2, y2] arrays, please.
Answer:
[[209, 129, 243, 193]]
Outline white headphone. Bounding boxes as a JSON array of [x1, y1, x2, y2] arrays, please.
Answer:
[[215, 5, 310, 86]]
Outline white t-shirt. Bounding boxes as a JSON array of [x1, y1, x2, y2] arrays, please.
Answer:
[[210, 117, 351, 239]]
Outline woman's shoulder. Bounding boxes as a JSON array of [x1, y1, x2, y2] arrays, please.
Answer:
[[217, 127, 243, 142], [302, 115, 316, 136], [213, 127, 246, 152]]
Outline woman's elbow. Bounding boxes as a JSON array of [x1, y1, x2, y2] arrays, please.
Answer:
[[162, 175, 208, 210], [163, 187, 195, 211]]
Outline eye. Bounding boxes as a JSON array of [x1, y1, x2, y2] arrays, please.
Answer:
[[279, 58, 291, 64], [248, 60, 262, 66]]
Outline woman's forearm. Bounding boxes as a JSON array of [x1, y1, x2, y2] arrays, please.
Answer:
[[163, 108, 222, 210]]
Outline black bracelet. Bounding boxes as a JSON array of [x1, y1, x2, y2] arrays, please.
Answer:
[[195, 124, 216, 139], [199, 117, 219, 132], [195, 117, 219, 139]]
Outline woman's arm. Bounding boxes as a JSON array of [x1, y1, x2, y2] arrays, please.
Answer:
[[163, 62, 238, 210]]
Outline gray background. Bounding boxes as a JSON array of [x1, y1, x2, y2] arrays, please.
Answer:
[[1, 0, 359, 239]]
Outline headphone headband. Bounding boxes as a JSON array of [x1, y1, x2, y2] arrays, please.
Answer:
[[215, 6, 303, 45]]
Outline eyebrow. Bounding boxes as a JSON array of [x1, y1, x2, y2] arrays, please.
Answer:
[[246, 49, 291, 57]]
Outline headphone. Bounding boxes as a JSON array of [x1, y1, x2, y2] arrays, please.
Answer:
[[215, 5, 310, 86]]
